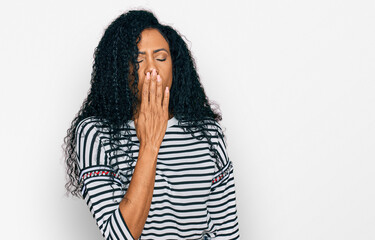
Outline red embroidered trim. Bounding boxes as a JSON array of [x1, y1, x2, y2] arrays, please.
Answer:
[[212, 164, 231, 184], [81, 170, 119, 180]]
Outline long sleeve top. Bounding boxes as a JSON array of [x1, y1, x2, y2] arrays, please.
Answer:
[[75, 116, 240, 240]]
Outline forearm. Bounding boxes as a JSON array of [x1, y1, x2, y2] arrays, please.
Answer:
[[119, 144, 159, 239]]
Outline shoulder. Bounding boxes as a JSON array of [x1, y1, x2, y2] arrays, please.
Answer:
[[75, 116, 115, 142], [75, 116, 109, 169], [177, 117, 223, 134], [75, 116, 104, 138], [201, 119, 225, 143]]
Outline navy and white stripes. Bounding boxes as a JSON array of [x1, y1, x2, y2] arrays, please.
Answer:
[[75, 116, 240, 239]]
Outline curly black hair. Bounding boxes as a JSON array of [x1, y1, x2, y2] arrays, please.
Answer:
[[63, 9, 223, 197]]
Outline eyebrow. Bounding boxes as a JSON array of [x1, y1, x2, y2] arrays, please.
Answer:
[[138, 48, 169, 55]]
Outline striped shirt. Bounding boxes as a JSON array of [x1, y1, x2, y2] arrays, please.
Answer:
[[76, 116, 240, 239]]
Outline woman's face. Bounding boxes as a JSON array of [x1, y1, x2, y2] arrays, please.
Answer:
[[133, 28, 173, 104]]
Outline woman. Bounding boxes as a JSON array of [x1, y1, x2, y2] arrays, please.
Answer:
[[63, 9, 240, 240]]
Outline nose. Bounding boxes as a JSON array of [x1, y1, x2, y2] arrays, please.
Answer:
[[144, 67, 159, 76], [143, 59, 159, 76]]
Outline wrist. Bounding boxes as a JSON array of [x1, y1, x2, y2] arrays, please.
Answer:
[[139, 144, 159, 158]]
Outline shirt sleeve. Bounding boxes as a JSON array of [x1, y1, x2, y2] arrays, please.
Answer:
[[207, 125, 240, 239], [75, 117, 135, 240]]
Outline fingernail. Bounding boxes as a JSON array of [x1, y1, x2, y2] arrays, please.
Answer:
[[152, 69, 156, 75], [146, 72, 150, 79], [157, 75, 161, 82]]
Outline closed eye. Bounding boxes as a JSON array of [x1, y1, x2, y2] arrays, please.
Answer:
[[136, 59, 166, 63]]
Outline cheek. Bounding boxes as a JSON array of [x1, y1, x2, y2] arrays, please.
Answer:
[[167, 73, 173, 88], [137, 78, 143, 90], [161, 76, 171, 92], [132, 72, 143, 100], [137, 79, 144, 98], [164, 66, 173, 88]]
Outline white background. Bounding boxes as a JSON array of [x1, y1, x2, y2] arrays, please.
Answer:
[[1, 0, 374, 239]]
